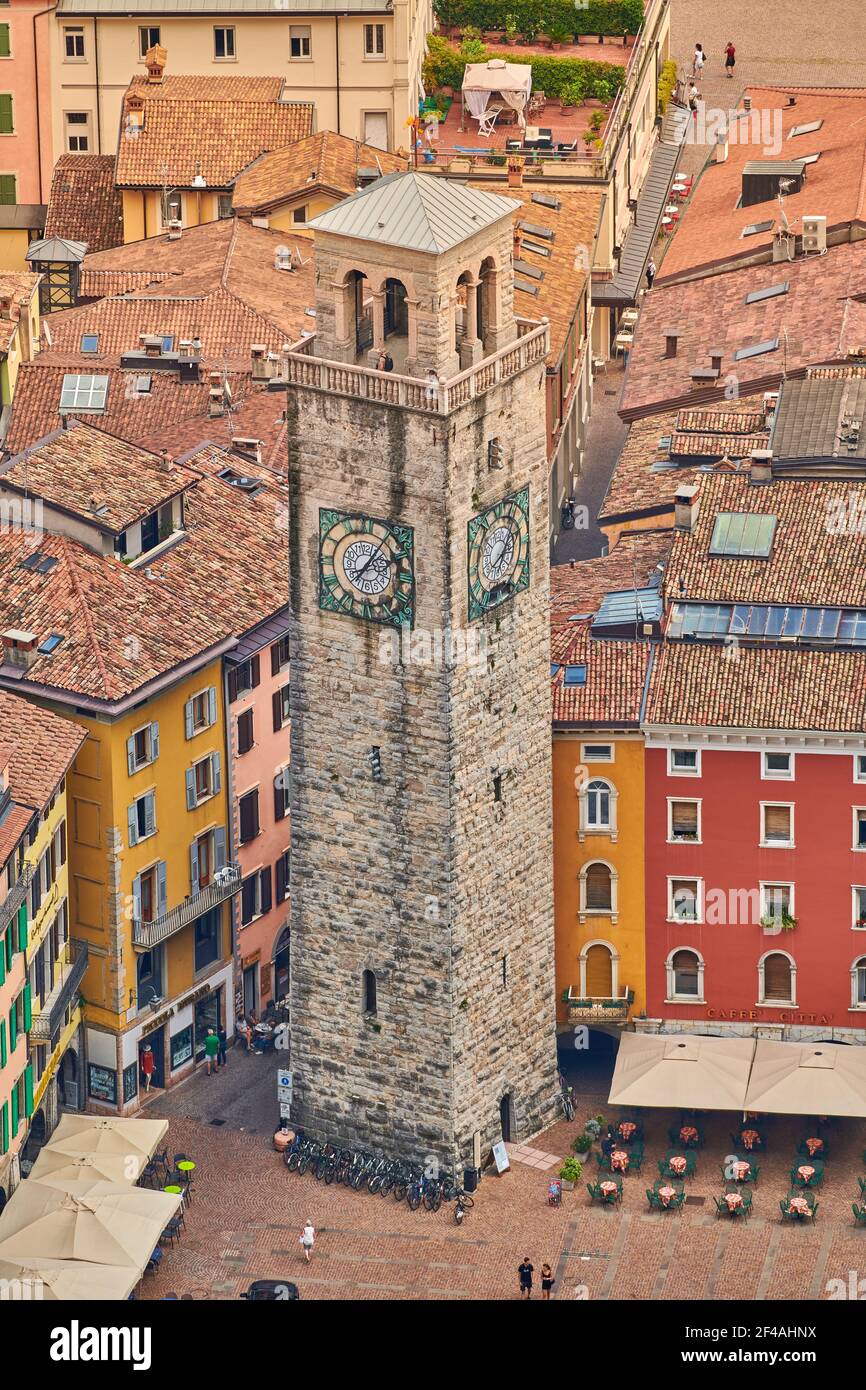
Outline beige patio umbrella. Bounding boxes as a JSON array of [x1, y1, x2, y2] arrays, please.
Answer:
[[29, 1148, 148, 1186], [608, 1032, 756, 1111], [744, 1039, 866, 1117], [0, 1254, 140, 1301], [40, 1114, 168, 1170], [0, 1180, 181, 1270]]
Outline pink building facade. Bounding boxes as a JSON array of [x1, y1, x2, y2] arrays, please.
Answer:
[[225, 608, 291, 1018], [0, 747, 34, 1193], [1, 1, 54, 208]]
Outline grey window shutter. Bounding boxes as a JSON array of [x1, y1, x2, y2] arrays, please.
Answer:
[[144, 792, 156, 836], [185, 769, 196, 810], [128, 803, 138, 847], [127, 736, 136, 776], [208, 687, 217, 726], [157, 861, 167, 918], [184, 700, 194, 740], [151, 722, 160, 759], [189, 841, 200, 896], [211, 750, 221, 794], [132, 873, 142, 926], [214, 825, 227, 871]]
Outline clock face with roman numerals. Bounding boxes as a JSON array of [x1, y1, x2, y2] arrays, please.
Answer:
[[319, 509, 415, 628], [467, 486, 530, 620]]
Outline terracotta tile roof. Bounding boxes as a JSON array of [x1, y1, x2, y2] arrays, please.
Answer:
[[666, 472, 866, 609], [469, 181, 603, 362], [658, 90, 866, 284], [1, 420, 200, 532], [620, 242, 866, 420], [646, 641, 866, 732], [599, 397, 769, 525], [669, 430, 768, 458], [139, 386, 288, 475], [0, 803, 34, 867], [44, 155, 124, 253], [0, 689, 86, 809], [0, 273, 40, 354], [233, 134, 407, 214], [551, 531, 672, 626], [115, 74, 314, 189]]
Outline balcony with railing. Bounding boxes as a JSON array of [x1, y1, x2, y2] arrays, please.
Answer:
[[564, 987, 634, 1024], [280, 317, 549, 414], [0, 861, 33, 935], [132, 864, 242, 950], [30, 938, 88, 1042]]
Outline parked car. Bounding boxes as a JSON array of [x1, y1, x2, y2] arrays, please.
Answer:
[[240, 1279, 300, 1301]]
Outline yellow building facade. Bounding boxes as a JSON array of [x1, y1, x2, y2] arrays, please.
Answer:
[[70, 655, 237, 1113]]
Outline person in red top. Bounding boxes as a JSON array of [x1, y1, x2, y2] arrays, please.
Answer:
[[725, 42, 736, 78], [140, 1044, 155, 1093]]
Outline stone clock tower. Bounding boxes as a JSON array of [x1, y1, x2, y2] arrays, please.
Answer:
[[286, 172, 559, 1166]]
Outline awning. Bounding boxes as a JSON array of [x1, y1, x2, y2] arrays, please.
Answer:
[[608, 1032, 756, 1111], [38, 1114, 168, 1172], [0, 1254, 141, 1301], [0, 1180, 181, 1270], [744, 1039, 866, 1117]]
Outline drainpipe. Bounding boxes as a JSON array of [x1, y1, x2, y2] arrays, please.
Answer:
[[334, 17, 341, 135], [31, 5, 56, 204], [94, 17, 102, 153], [222, 658, 240, 1039]]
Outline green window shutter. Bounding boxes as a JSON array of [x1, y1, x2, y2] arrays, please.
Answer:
[[9, 1001, 16, 1053], [16, 901, 27, 952], [0, 93, 13, 134], [0, 933, 5, 986], [0, 173, 14, 204], [1, 1100, 8, 1155], [24, 1063, 33, 1118], [0, 1017, 6, 1068], [10, 1084, 18, 1139], [23, 982, 31, 1032], [0, 26, 9, 57]]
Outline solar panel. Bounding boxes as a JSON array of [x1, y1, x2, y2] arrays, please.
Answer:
[[789, 120, 823, 137], [745, 282, 789, 304], [709, 511, 777, 557], [733, 338, 780, 362]]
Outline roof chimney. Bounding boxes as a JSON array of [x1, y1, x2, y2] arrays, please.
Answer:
[[664, 330, 680, 359], [208, 386, 225, 418], [250, 344, 271, 381], [674, 484, 700, 532], [231, 437, 263, 467], [708, 348, 723, 373], [124, 92, 145, 130], [763, 390, 779, 427], [749, 448, 773, 484], [743, 94, 752, 112], [160, 449, 174, 474], [1, 629, 39, 671], [144, 43, 167, 83], [507, 158, 523, 189], [140, 333, 163, 357]]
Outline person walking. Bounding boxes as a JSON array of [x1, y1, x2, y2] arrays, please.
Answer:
[[692, 43, 705, 79], [217, 1025, 228, 1069], [518, 1257, 534, 1300], [725, 41, 736, 78], [140, 1044, 155, 1094], [645, 257, 656, 292], [300, 1220, 315, 1262], [541, 1264, 556, 1300], [688, 83, 700, 119], [204, 1027, 220, 1075]]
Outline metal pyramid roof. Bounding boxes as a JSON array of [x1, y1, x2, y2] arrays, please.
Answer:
[[308, 171, 519, 254], [25, 236, 88, 263]]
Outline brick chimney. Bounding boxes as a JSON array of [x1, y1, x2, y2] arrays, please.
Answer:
[[124, 92, 146, 131], [708, 348, 724, 374], [145, 44, 167, 83], [1, 629, 39, 671], [160, 449, 174, 474], [674, 484, 700, 531], [749, 448, 773, 484], [250, 344, 271, 381], [507, 158, 523, 189]]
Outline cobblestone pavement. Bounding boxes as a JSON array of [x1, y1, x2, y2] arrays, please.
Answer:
[[137, 1047, 866, 1302]]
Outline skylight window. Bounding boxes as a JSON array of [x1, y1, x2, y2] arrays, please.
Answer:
[[80, 333, 99, 353], [19, 552, 57, 575], [550, 663, 561, 678], [789, 120, 823, 137], [745, 282, 789, 304], [514, 278, 540, 296], [797, 152, 821, 165], [709, 511, 777, 557], [135, 374, 152, 394], [563, 664, 587, 687], [733, 338, 780, 362], [59, 373, 108, 412], [670, 602, 866, 647], [741, 220, 774, 237], [37, 633, 64, 654]]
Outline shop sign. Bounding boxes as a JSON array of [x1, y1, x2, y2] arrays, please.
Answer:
[[88, 1063, 117, 1103]]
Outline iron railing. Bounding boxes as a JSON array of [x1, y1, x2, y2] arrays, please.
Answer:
[[30, 938, 88, 1042], [132, 864, 242, 949], [565, 988, 633, 1023]]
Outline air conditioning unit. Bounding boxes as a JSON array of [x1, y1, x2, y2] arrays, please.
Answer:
[[802, 214, 827, 254]]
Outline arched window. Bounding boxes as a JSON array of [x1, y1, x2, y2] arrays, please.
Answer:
[[665, 948, 705, 1001], [851, 956, 866, 1008], [362, 969, 377, 1016], [578, 939, 618, 999], [580, 778, 617, 839], [759, 951, 795, 1004], [579, 860, 617, 919]]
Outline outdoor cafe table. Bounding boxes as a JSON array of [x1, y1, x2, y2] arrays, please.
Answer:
[[587, 1176, 623, 1206], [650, 1178, 684, 1210], [790, 1157, 824, 1189], [668, 1121, 703, 1149], [718, 1184, 753, 1218], [732, 1125, 767, 1153], [611, 1117, 644, 1144], [722, 1155, 760, 1186], [659, 1149, 696, 1179], [781, 1189, 817, 1220]]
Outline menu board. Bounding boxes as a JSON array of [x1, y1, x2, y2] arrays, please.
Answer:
[[171, 1025, 193, 1070], [123, 1062, 138, 1103], [88, 1063, 117, 1104]]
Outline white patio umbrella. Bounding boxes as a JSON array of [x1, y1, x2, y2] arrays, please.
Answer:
[[0, 1254, 141, 1301], [29, 1148, 148, 1186], [39, 1114, 168, 1170], [608, 1032, 756, 1111], [744, 1039, 866, 1117], [0, 1180, 180, 1270]]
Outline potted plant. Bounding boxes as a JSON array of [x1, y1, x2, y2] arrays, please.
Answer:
[[547, 19, 572, 49], [504, 15, 518, 45], [559, 1155, 582, 1189], [572, 1133, 593, 1154], [584, 1114, 605, 1139], [559, 78, 585, 114], [760, 911, 798, 931], [593, 78, 613, 105], [582, 127, 597, 149]]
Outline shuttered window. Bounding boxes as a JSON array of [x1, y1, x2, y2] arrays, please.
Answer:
[[585, 862, 612, 911], [272, 684, 290, 732], [0, 173, 15, 204], [671, 800, 699, 839], [763, 953, 792, 1002], [585, 944, 612, 997], [274, 768, 290, 821], [763, 804, 792, 843], [237, 709, 254, 755], [239, 789, 259, 844], [671, 880, 699, 921], [275, 849, 290, 902], [0, 25, 10, 57], [0, 93, 13, 134], [271, 635, 290, 674], [672, 950, 700, 996]]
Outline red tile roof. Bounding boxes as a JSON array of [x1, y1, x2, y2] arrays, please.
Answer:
[[115, 74, 314, 189], [620, 242, 866, 420], [0, 689, 86, 809], [658, 89, 866, 284], [44, 155, 124, 254], [233, 134, 407, 214]]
